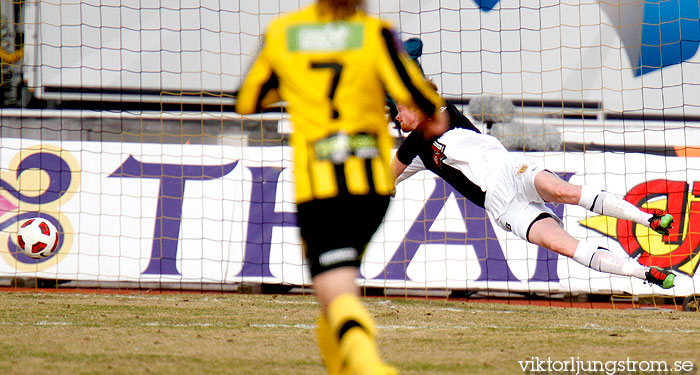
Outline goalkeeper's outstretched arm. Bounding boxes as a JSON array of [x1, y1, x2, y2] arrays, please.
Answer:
[[391, 155, 427, 186]]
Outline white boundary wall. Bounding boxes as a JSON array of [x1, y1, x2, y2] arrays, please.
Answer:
[[1, 138, 698, 297]]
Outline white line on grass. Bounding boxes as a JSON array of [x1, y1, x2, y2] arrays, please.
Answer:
[[265, 300, 318, 305]]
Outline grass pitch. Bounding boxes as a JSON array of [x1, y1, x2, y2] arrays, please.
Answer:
[[0, 291, 698, 375]]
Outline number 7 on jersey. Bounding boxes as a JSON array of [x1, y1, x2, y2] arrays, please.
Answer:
[[310, 62, 344, 119]]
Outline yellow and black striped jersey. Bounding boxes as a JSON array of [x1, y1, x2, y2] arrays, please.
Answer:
[[236, 4, 444, 203]]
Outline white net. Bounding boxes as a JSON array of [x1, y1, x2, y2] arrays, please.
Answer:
[[0, 0, 698, 301]]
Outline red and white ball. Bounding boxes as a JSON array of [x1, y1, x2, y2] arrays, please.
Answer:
[[16, 218, 59, 258]]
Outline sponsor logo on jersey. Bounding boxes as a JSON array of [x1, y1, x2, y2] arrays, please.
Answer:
[[515, 164, 529, 176], [315, 132, 379, 163], [431, 140, 447, 167], [288, 23, 364, 52]]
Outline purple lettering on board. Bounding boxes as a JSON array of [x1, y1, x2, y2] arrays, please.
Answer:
[[374, 172, 574, 283], [374, 179, 516, 282], [109, 156, 238, 275], [0, 152, 72, 204], [237, 166, 297, 278]]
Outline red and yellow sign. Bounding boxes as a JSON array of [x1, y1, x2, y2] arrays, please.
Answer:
[[582, 179, 700, 276]]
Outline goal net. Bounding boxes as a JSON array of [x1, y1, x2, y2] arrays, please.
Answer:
[[1, 0, 699, 301]]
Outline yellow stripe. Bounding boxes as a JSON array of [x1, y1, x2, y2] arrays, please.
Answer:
[[311, 159, 338, 199], [345, 157, 369, 195], [370, 157, 393, 195]]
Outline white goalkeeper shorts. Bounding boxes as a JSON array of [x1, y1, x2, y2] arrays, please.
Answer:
[[484, 154, 563, 241]]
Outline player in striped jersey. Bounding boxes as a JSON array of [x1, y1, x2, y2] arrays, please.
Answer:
[[236, 1, 443, 373]]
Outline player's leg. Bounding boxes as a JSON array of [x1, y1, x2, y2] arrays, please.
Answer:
[[526, 216, 674, 288], [492, 162, 675, 289], [298, 195, 397, 375], [315, 270, 396, 375], [532, 170, 674, 235], [315, 289, 350, 375], [312, 268, 360, 375]]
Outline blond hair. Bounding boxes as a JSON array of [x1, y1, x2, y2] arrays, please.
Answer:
[[318, 0, 364, 19]]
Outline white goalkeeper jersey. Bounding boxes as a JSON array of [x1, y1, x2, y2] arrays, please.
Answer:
[[395, 103, 510, 207], [434, 128, 509, 189], [396, 103, 557, 240]]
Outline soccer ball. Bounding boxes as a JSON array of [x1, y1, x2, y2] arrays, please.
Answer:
[[16, 218, 59, 258]]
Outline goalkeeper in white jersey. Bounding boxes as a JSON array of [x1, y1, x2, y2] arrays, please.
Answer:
[[391, 98, 677, 289]]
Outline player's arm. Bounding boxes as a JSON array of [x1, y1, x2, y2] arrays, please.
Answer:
[[376, 26, 444, 119], [392, 155, 427, 185], [391, 131, 424, 183], [235, 38, 281, 115], [391, 155, 409, 181]]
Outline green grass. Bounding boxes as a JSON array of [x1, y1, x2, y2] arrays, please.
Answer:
[[0, 292, 698, 374]]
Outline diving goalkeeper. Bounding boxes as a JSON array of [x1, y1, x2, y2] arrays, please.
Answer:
[[392, 95, 676, 289]]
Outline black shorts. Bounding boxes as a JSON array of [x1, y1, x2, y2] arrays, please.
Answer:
[[296, 193, 391, 277]]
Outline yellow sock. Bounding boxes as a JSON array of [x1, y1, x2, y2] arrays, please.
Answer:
[[326, 294, 398, 375], [316, 314, 348, 375]]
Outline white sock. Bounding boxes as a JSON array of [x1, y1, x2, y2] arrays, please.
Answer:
[[578, 186, 652, 227], [572, 241, 647, 280], [572, 240, 598, 267]]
